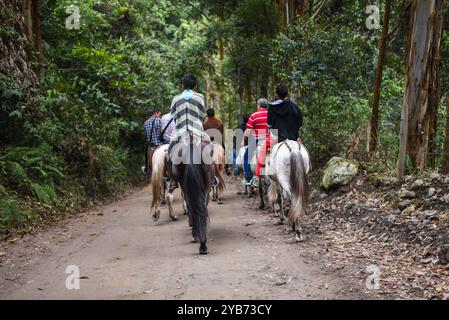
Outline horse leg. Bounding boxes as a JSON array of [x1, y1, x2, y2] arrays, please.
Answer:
[[151, 202, 161, 222], [217, 186, 223, 204], [278, 190, 286, 224], [167, 190, 178, 221], [199, 240, 208, 255], [259, 178, 265, 209], [161, 181, 167, 204], [294, 220, 304, 242], [181, 191, 188, 215], [211, 186, 217, 202]]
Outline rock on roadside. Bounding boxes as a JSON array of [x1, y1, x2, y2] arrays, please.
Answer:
[[321, 157, 359, 191]]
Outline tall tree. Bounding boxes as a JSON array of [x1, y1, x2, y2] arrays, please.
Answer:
[[442, 97, 449, 173], [369, 0, 393, 153], [22, 0, 45, 74], [398, 0, 444, 178]]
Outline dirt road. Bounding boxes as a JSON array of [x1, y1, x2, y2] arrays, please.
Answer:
[[0, 180, 368, 299]]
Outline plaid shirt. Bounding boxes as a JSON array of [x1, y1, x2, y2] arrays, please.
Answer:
[[144, 116, 162, 146]]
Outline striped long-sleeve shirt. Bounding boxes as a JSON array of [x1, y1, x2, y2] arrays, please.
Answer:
[[169, 90, 208, 145]]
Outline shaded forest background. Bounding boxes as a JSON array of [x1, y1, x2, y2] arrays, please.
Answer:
[[1, 0, 449, 235]]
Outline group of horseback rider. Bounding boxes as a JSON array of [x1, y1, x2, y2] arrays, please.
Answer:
[[142, 74, 304, 190]]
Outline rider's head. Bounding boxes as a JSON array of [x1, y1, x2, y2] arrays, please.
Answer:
[[206, 108, 215, 117], [152, 109, 161, 118], [257, 98, 269, 110], [182, 74, 197, 90], [275, 84, 289, 100]]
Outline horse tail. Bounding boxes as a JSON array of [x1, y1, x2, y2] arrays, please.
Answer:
[[184, 163, 209, 242], [213, 144, 226, 194], [150, 147, 166, 209], [288, 144, 309, 223], [267, 180, 278, 206]]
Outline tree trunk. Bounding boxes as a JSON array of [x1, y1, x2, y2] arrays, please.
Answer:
[[0, 0, 37, 85], [427, 0, 444, 168], [238, 67, 244, 123], [22, 0, 33, 58], [278, 0, 286, 31], [368, 0, 392, 153], [31, 0, 44, 74], [400, 0, 444, 175], [442, 98, 449, 173]]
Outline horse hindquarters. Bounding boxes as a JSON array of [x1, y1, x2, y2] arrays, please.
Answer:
[[289, 147, 309, 242]]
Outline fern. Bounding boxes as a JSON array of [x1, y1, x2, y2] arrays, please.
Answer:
[[8, 161, 30, 186], [31, 183, 57, 205]]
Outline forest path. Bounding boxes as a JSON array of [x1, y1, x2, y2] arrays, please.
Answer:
[[0, 179, 368, 299]]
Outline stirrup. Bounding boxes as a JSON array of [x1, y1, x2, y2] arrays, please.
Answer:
[[169, 181, 178, 189]]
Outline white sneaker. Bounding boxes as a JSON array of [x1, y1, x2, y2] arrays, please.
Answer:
[[250, 177, 259, 188]]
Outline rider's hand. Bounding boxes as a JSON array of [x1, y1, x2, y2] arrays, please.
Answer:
[[297, 137, 302, 144]]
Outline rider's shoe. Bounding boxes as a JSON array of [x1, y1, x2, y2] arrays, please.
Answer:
[[169, 180, 178, 189], [250, 177, 259, 188], [141, 166, 148, 175], [225, 167, 232, 176]]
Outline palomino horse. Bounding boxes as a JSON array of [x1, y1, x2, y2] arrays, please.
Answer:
[[266, 140, 311, 242], [150, 144, 186, 222], [236, 143, 268, 209], [211, 143, 226, 204], [170, 135, 214, 254]]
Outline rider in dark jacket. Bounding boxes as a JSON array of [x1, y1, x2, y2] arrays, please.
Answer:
[[268, 84, 303, 142]]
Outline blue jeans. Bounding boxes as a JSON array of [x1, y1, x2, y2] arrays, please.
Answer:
[[243, 138, 258, 182]]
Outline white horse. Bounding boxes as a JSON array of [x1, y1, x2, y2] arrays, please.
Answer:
[[266, 140, 311, 242], [150, 144, 187, 222]]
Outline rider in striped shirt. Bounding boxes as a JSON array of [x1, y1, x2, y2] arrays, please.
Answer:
[[240, 98, 269, 185]]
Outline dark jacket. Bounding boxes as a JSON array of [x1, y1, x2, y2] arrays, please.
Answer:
[[268, 99, 303, 141]]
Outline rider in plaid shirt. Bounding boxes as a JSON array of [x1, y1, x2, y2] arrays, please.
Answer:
[[144, 113, 162, 147], [142, 109, 162, 175]]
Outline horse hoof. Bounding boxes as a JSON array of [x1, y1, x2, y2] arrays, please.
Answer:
[[259, 204, 265, 209], [199, 244, 208, 255], [152, 211, 160, 221], [191, 239, 198, 243], [171, 215, 179, 221], [218, 200, 223, 205], [295, 234, 304, 242], [211, 198, 217, 202]]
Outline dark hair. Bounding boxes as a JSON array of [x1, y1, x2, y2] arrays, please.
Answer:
[[152, 109, 161, 115], [206, 108, 215, 117], [182, 74, 197, 90], [243, 115, 249, 124], [276, 84, 289, 99]]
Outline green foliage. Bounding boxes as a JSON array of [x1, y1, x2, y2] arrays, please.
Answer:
[[272, 22, 375, 161], [0, 146, 63, 205], [0, 197, 34, 234]]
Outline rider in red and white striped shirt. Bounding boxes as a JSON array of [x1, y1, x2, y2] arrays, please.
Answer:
[[240, 98, 269, 185]]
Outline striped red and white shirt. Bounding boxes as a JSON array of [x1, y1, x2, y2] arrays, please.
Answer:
[[246, 109, 268, 139]]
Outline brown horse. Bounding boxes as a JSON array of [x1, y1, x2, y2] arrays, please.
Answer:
[[170, 135, 214, 254], [211, 144, 226, 204]]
